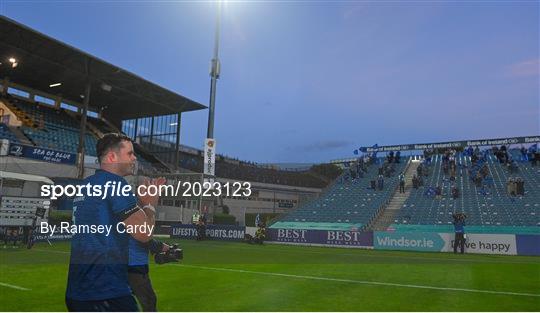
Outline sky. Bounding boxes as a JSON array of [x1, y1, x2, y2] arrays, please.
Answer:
[[1, 0, 539, 164]]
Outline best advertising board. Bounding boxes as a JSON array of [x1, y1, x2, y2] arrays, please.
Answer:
[[267, 228, 373, 248]]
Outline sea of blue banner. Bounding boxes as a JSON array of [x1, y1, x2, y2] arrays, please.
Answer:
[[9, 143, 76, 165]]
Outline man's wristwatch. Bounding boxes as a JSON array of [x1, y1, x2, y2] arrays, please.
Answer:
[[142, 203, 155, 213]]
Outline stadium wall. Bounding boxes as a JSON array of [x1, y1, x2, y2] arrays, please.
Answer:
[[30, 226, 540, 256], [262, 228, 539, 256]]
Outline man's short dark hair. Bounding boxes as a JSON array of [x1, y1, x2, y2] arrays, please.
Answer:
[[96, 133, 133, 162]]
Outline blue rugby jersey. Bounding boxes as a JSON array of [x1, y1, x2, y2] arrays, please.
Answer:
[[66, 169, 137, 301]]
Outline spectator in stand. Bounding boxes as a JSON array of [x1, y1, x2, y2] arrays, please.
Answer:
[[435, 185, 442, 199], [450, 166, 456, 182], [521, 146, 528, 162], [451, 185, 459, 199], [398, 173, 405, 193], [442, 163, 449, 176], [423, 149, 432, 165], [474, 172, 482, 188], [412, 175, 419, 189], [395, 151, 401, 163], [383, 162, 395, 177], [529, 145, 539, 166], [471, 153, 478, 165], [387, 151, 394, 164], [377, 174, 384, 191], [507, 159, 518, 173], [449, 153, 456, 169], [416, 164, 423, 177], [419, 175, 425, 186], [363, 154, 370, 165], [480, 164, 489, 178]]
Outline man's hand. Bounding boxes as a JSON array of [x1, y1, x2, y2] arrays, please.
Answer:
[[138, 177, 166, 207]]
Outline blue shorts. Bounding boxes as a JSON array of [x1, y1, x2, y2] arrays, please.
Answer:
[[66, 295, 138, 312]]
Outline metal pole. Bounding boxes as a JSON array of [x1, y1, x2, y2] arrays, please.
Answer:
[[134, 118, 139, 142], [198, 173, 203, 213], [77, 59, 91, 179], [206, 0, 222, 139], [273, 191, 276, 214], [174, 113, 181, 171], [149, 116, 155, 145]]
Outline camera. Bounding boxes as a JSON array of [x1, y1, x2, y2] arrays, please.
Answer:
[[452, 212, 467, 222], [154, 244, 183, 264]]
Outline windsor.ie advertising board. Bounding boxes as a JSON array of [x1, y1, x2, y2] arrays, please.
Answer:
[[373, 231, 518, 255]]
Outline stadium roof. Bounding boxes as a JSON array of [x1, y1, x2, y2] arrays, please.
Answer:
[[0, 15, 206, 120]]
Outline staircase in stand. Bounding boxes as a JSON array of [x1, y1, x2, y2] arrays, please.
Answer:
[[368, 160, 420, 231], [2, 99, 42, 128]]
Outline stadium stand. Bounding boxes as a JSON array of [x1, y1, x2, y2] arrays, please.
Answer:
[[0, 94, 171, 174], [269, 146, 539, 234], [0, 123, 19, 143], [172, 147, 339, 188], [271, 157, 409, 230], [2, 95, 99, 156], [391, 148, 540, 233]]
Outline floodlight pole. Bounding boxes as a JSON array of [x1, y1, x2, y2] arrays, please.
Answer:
[[206, 0, 222, 139], [77, 58, 91, 179]]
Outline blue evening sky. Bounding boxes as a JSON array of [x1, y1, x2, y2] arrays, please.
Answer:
[[2, 1, 539, 163]]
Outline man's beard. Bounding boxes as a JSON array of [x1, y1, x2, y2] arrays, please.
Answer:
[[121, 162, 136, 176]]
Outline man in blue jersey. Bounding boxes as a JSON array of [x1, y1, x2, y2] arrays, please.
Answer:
[[452, 213, 467, 254], [65, 133, 165, 312]]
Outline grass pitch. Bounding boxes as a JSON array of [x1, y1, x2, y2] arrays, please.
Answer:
[[0, 240, 539, 311]]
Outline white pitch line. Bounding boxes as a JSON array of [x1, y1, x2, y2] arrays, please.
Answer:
[[0, 282, 31, 291], [32, 248, 69, 254], [172, 264, 540, 298]]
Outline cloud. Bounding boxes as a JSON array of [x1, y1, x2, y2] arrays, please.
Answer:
[[505, 58, 540, 78], [290, 140, 354, 152]]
